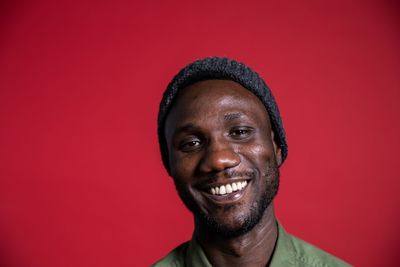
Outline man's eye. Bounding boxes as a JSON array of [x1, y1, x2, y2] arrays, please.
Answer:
[[230, 127, 253, 139], [179, 139, 202, 151]]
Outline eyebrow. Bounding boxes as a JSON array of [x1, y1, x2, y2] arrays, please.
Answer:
[[224, 112, 244, 121], [174, 123, 198, 134], [172, 112, 245, 136]]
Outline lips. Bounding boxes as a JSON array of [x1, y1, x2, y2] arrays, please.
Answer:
[[210, 180, 248, 195], [197, 179, 250, 204]]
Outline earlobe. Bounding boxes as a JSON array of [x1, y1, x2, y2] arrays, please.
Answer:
[[271, 131, 282, 167]]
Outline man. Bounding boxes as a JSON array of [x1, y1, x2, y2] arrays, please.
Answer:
[[153, 57, 350, 267]]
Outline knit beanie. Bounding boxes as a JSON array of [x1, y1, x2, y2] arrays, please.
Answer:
[[158, 57, 288, 174]]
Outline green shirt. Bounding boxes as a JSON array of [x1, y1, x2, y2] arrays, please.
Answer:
[[152, 222, 351, 267]]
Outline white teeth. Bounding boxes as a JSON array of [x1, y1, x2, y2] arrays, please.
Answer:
[[209, 181, 248, 196], [219, 185, 226, 195], [237, 182, 242, 190], [226, 184, 232, 193], [232, 183, 238, 191]]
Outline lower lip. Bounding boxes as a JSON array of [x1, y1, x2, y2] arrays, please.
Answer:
[[202, 182, 250, 204]]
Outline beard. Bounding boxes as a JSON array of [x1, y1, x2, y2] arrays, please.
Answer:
[[174, 161, 280, 238]]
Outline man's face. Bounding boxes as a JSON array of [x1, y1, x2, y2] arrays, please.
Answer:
[[164, 80, 282, 237]]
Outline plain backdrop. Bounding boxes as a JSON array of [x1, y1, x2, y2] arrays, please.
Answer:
[[0, 1, 399, 266]]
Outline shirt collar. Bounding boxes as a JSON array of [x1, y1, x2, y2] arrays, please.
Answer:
[[186, 221, 295, 267]]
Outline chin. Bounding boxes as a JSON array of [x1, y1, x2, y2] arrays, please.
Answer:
[[196, 176, 279, 238], [197, 199, 269, 238], [175, 164, 280, 238]]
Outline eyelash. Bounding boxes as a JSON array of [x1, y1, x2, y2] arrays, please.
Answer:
[[229, 127, 254, 138], [178, 138, 202, 151], [177, 127, 254, 152]]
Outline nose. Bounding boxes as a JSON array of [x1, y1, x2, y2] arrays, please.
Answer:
[[198, 139, 240, 173]]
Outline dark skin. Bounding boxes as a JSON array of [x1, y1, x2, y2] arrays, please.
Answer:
[[165, 80, 283, 267]]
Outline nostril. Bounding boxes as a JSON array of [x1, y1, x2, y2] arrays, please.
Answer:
[[198, 147, 240, 173]]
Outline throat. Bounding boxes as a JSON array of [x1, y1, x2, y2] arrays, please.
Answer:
[[195, 205, 278, 267]]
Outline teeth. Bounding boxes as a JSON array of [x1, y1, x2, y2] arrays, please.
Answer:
[[209, 181, 248, 196], [219, 185, 226, 194], [226, 184, 232, 193], [237, 182, 242, 190], [232, 183, 237, 191]]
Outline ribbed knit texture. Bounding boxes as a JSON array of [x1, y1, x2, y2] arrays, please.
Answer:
[[158, 57, 288, 174]]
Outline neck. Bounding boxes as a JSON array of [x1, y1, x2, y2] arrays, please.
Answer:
[[194, 204, 278, 267]]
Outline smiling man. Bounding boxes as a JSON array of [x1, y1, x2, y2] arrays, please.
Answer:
[[153, 57, 350, 267]]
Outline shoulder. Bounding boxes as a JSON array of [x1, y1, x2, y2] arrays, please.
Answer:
[[285, 233, 351, 267], [151, 241, 189, 267]]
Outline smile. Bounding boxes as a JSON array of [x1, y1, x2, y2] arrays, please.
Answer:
[[199, 179, 251, 204], [210, 181, 248, 196]]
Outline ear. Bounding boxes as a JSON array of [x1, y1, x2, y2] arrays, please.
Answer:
[[271, 131, 282, 167]]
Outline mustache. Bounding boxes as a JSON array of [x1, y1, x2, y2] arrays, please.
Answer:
[[191, 169, 256, 188], [206, 169, 256, 181]]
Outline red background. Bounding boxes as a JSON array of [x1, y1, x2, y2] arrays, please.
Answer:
[[0, 1, 399, 266]]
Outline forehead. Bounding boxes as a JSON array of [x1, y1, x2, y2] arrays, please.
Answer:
[[178, 79, 259, 102], [166, 79, 269, 126]]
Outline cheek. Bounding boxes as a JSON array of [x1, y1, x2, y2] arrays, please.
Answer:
[[170, 153, 197, 180], [242, 142, 276, 164], [248, 144, 267, 155]]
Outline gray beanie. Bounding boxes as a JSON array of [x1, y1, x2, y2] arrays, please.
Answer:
[[158, 57, 288, 174]]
